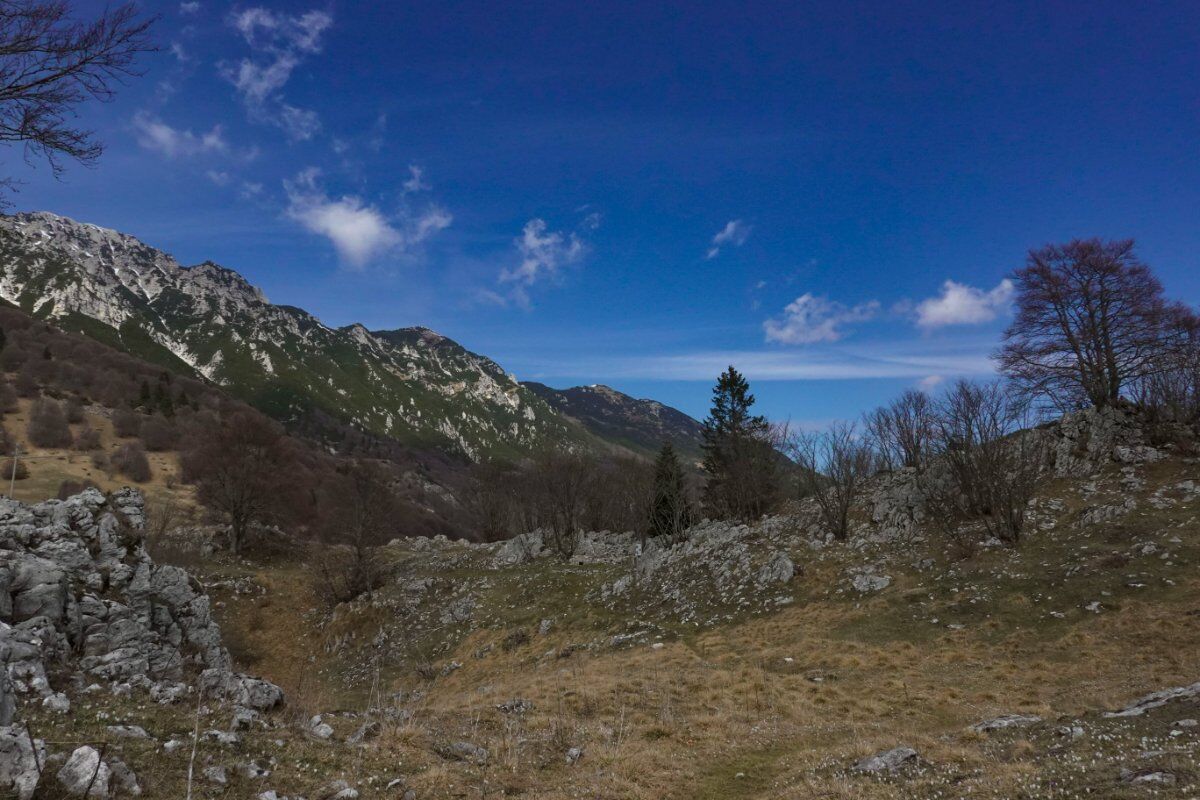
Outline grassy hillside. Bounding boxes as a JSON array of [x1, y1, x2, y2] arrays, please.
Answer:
[[18, 444, 1195, 798]]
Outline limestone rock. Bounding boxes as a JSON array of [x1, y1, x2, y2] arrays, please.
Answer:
[[851, 746, 918, 773], [0, 724, 46, 800], [56, 745, 110, 797], [969, 714, 1042, 733]]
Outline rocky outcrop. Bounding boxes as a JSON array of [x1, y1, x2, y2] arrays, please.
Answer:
[[597, 519, 798, 625], [0, 489, 283, 798], [1050, 404, 1167, 477]]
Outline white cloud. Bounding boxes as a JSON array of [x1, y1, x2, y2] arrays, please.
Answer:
[[206, 170, 231, 186], [918, 374, 945, 392], [169, 41, 189, 62], [132, 113, 226, 158], [402, 165, 429, 193], [706, 219, 752, 259], [500, 219, 585, 285], [180, 1, 200, 14], [221, 8, 333, 141], [283, 168, 451, 268], [915, 279, 1014, 329], [763, 293, 880, 345]]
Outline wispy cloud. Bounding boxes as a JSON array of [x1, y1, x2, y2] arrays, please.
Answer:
[[180, 1, 201, 14], [402, 164, 429, 193], [706, 219, 751, 259], [221, 7, 333, 141], [500, 219, 586, 286], [523, 344, 996, 382], [283, 168, 451, 268], [915, 278, 1014, 329], [763, 293, 880, 345], [132, 112, 226, 158]]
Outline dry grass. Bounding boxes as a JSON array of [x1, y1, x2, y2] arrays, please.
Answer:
[[16, 450, 1200, 798], [1, 394, 195, 509]]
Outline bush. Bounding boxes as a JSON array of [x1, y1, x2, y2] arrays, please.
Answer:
[[27, 398, 72, 448], [72, 423, 101, 451], [13, 368, 38, 398], [0, 380, 17, 414], [91, 450, 111, 474], [65, 396, 85, 423], [1, 458, 29, 480], [112, 408, 142, 438], [140, 415, 178, 451], [113, 441, 151, 482], [0, 345, 27, 371]]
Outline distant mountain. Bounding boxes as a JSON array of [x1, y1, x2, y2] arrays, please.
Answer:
[[522, 381, 705, 462], [0, 211, 703, 462], [0, 211, 587, 460]]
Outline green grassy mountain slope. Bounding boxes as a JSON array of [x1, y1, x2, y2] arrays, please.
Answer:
[[0, 211, 599, 460]]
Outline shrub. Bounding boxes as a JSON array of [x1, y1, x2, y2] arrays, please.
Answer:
[[0, 380, 17, 413], [112, 441, 151, 482], [140, 415, 178, 451], [14, 368, 38, 398], [27, 398, 72, 448], [1, 458, 29, 480], [64, 396, 85, 423], [112, 408, 142, 438], [0, 345, 27, 371], [72, 423, 101, 451]]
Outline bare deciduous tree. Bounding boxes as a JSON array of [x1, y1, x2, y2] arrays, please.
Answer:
[[0, 1, 156, 195], [920, 380, 1048, 548], [526, 447, 597, 558], [787, 421, 874, 541], [182, 410, 295, 554], [998, 239, 1199, 410], [863, 389, 937, 471], [313, 460, 401, 605], [27, 396, 70, 447]]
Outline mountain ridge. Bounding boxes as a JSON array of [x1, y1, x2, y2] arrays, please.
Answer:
[[0, 211, 701, 462]]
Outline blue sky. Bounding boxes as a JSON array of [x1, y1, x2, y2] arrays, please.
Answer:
[[8, 1, 1200, 423]]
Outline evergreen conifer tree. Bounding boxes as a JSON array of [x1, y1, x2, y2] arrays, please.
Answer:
[[701, 366, 779, 520], [648, 441, 690, 542]]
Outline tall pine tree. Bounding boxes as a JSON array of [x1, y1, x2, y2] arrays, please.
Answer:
[[647, 441, 691, 542], [701, 366, 779, 521]]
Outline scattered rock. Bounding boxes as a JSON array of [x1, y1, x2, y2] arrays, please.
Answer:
[[308, 715, 335, 740], [1104, 681, 1200, 717], [0, 724, 46, 800], [851, 746, 918, 773], [56, 745, 110, 798], [346, 720, 380, 745], [850, 567, 891, 594], [317, 779, 360, 799], [442, 741, 488, 764], [42, 692, 70, 714], [105, 724, 151, 739], [969, 714, 1042, 734], [202, 765, 228, 785]]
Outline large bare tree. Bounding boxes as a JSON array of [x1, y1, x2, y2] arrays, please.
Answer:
[[182, 410, 296, 555], [0, 1, 155, 192], [997, 239, 1198, 410]]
